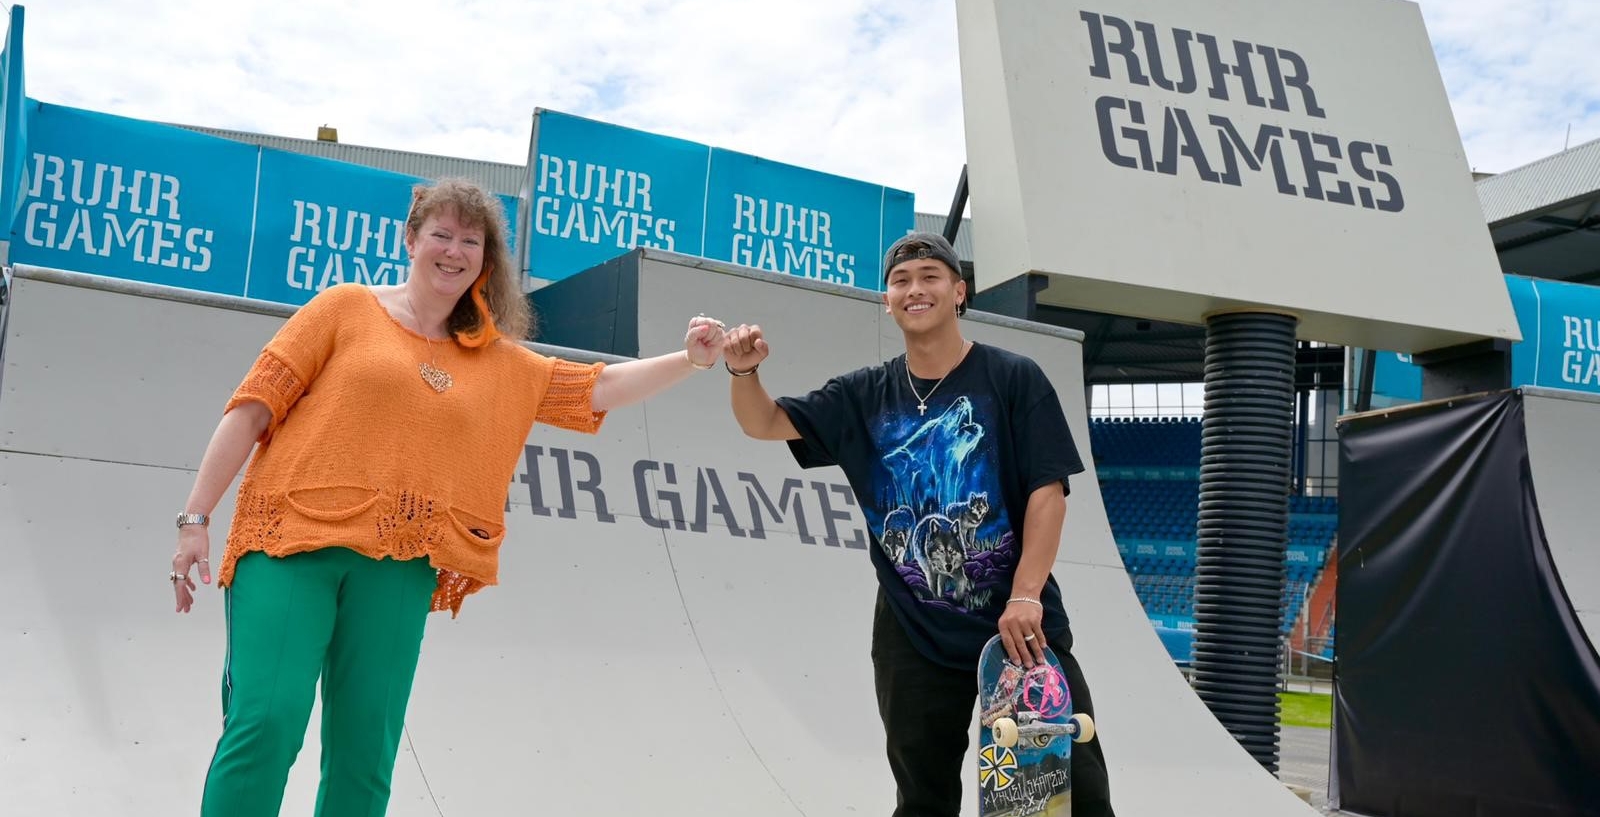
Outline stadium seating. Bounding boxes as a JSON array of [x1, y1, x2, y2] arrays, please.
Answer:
[[1088, 416, 1204, 466], [1090, 416, 1337, 658]]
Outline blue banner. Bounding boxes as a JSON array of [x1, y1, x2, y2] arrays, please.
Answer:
[[526, 109, 915, 289], [1508, 275, 1543, 384], [527, 111, 708, 282], [1519, 275, 1600, 390], [1149, 615, 1194, 632], [1, 5, 28, 239], [1097, 466, 1200, 481], [246, 150, 415, 305], [1155, 624, 1196, 665], [1371, 274, 1600, 403], [11, 103, 258, 296], [12, 100, 913, 303], [1117, 538, 1326, 567], [10, 101, 522, 306], [249, 149, 522, 307], [706, 151, 902, 290], [1369, 350, 1423, 405]]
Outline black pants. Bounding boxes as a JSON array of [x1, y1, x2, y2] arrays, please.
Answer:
[[871, 593, 1115, 817]]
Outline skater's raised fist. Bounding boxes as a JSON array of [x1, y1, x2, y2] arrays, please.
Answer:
[[723, 324, 769, 374]]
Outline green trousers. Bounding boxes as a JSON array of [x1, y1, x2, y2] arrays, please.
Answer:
[[200, 548, 436, 817]]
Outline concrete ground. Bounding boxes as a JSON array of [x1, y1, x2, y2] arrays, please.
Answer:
[[1278, 725, 1333, 811]]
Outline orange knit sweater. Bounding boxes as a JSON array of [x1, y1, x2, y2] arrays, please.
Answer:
[[218, 283, 606, 615]]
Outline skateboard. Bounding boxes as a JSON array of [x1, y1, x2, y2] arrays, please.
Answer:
[[975, 634, 1095, 817]]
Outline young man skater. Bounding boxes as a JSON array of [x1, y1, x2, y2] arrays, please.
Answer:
[[722, 232, 1114, 817]]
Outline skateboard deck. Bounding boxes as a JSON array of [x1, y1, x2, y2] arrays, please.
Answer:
[[975, 634, 1095, 817]]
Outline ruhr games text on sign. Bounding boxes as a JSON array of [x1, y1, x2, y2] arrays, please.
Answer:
[[514, 445, 867, 548], [1080, 11, 1405, 213]]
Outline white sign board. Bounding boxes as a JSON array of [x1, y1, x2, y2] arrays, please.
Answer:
[[956, 0, 1520, 352]]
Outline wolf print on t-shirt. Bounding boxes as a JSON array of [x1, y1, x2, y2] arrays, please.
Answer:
[[871, 395, 1018, 612]]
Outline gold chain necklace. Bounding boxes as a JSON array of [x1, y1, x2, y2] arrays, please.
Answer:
[[405, 288, 454, 393]]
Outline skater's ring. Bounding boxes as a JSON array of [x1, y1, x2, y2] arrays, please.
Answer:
[[168, 572, 185, 583], [198, 558, 209, 563], [1023, 634, 1036, 641]]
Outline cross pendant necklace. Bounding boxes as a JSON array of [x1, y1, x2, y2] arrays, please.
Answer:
[[907, 361, 951, 416]]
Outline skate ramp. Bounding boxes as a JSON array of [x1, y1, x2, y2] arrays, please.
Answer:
[[1331, 387, 1600, 815], [1523, 387, 1600, 649], [0, 258, 1318, 815]]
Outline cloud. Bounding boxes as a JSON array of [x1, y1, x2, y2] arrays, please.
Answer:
[[23, 0, 964, 207], [21, 0, 1600, 212], [1418, 0, 1600, 173]]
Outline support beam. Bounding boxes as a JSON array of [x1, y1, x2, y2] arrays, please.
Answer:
[[942, 165, 968, 245], [1414, 338, 1513, 401]]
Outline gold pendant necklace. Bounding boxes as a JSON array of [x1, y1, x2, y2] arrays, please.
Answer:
[[405, 288, 453, 393]]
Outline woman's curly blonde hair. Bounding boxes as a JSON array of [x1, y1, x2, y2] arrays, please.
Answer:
[[406, 177, 534, 345]]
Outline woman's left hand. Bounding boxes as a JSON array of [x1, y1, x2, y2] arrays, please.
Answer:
[[685, 315, 726, 369]]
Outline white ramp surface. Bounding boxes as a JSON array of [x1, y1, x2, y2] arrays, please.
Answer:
[[0, 260, 1318, 816], [1522, 387, 1600, 647]]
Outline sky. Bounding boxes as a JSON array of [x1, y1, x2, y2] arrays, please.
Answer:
[[20, 0, 1600, 213]]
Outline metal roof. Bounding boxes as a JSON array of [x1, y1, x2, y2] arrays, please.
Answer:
[[1475, 136, 1600, 284], [914, 211, 975, 260], [1477, 135, 1600, 227], [171, 123, 526, 196]]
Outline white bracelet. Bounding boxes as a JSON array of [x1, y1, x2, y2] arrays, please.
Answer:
[[1007, 597, 1042, 607]]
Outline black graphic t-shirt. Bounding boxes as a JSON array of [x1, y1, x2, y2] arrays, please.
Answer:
[[775, 342, 1086, 670]]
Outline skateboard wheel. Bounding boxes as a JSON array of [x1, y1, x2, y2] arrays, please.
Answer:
[[993, 717, 1019, 748], [1071, 713, 1095, 744]]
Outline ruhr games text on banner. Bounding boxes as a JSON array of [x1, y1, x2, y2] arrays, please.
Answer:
[[1370, 275, 1600, 406], [246, 150, 519, 307], [525, 109, 915, 291], [11, 102, 521, 308], [705, 149, 913, 290], [12, 103, 255, 297]]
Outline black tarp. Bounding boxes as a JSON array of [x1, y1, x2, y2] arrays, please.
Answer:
[[1334, 390, 1600, 816]]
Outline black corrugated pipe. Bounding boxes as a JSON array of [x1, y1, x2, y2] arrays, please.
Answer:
[[1192, 311, 1297, 774]]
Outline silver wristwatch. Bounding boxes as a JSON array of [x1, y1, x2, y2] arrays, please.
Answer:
[[175, 512, 210, 529]]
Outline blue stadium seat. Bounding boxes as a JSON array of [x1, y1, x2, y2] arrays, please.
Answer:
[[1095, 416, 1339, 628]]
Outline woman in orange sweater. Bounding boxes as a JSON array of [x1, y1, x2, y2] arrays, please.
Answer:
[[166, 177, 724, 817]]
